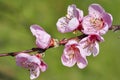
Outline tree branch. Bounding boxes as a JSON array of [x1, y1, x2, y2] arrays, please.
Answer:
[[0, 25, 119, 57], [0, 48, 46, 57], [109, 25, 120, 31], [0, 34, 87, 57]]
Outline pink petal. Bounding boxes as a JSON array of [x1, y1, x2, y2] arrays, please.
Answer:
[[77, 60, 88, 69], [28, 56, 41, 65], [30, 67, 40, 80], [67, 4, 76, 18], [79, 37, 92, 56], [15, 53, 30, 67], [56, 17, 79, 33], [67, 18, 79, 31], [30, 25, 51, 49], [65, 39, 78, 47], [76, 8, 84, 21], [67, 4, 83, 20], [76, 54, 88, 69], [15, 53, 41, 68], [30, 25, 44, 37], [99, 23, 109, 35], [16, 53, 30, 58], [102, 13, 113, 28], [92, 41, 99, 57], [56, 17, 68, 33], [89, 4, 105, 18], [39, 60, 47, 72], [61, 53, 76, 67], [36, 33, 51, 49], [82, 15, 98, 35], [95, 34, 104, 42]]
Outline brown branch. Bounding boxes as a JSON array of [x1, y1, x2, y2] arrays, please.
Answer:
[[0, 48, 46, 57], [0, 25, 119, 57], [0, 34, 87, 57], [109, 25, 120, 31]]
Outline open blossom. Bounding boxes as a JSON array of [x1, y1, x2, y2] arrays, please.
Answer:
[[30, 25, 51, 49], [79, 34, 104, 56], [61, 40, 88, 69], [82, 4, 113, 35], [15, 53, 47, 80], [56, 4, 83, 33]]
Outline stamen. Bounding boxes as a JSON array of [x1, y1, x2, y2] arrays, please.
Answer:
[[90, 18, 104, 30]]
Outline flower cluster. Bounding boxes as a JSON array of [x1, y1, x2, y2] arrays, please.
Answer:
[[13, 3, 113, 80], [56, 4, 113, 68]]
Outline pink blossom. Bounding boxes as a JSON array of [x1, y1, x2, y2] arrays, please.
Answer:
[[79, 34, 104, 56], [82, 4, 113, 35], [56, 4, 83, 33], [30, 25, 51, 49], [61, 40, 88, 69], [15, 53, 47, 80]]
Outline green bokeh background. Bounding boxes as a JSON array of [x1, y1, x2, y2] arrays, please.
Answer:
[[0, 0, 120, 80]]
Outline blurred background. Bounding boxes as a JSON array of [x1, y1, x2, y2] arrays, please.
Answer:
[[0, 0, 120, 80]]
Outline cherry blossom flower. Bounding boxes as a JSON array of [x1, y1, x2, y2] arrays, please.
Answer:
[[15, 53, 47, 80], [30, 25, 51, 49], [82, 4, 113, 35], [61, 40, 88, 69], [79, 34, 104, 56], [56, 4, 83, 33]]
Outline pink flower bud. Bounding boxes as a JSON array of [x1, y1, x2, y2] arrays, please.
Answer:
[[30, 25, 51, 49]]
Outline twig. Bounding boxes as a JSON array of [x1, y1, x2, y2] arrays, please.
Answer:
[[0, 48, 46, 57], [0, 34, 87, 57], [109, 25, 120, 31], [0, 25, 119, 57]]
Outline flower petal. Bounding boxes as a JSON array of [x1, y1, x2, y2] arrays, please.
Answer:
[[79, 37, 92, 56], [65, 39, 78, 47], [99, 23, 109, 35], [61, 53, 76, 67], [36, 33, 51, 49], [30, 67, 40, 80], [56, 17, 79, 33], [82, 15, 98, 35], [67, 18, 79, 31], [30, 25, 44, 36], [30, 25, 51, 49], [39, 60, 47, 72], [28, 56, 41, 65], [92, 41, 99, 57], [56, 17, 68, 33], [15, 53, 30, 67], [76, 54, 88, 69], [67, 4, 83, 20], [102, 13, 113, 28], [89, 4, 105, 18]]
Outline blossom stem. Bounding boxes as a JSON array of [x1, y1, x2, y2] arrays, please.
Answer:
[[0, 34, 87, 57], [109, 25, 120, 31], [0, 25, 119, 57], [0, 48, 46, 57]]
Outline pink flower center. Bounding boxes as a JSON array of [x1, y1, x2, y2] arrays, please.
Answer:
[[68, 44, 78, 60], [90, 18, 104, 30], [68, 50, 75, 59]]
